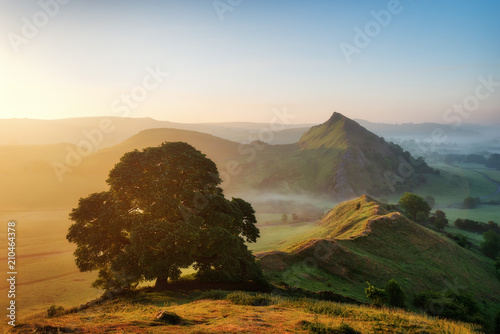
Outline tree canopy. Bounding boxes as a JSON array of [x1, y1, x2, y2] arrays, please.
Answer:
[[462, 196, 477, 209], [480, 230, 500, 259], [398, 192, 431, 221], [67, 142, 265, 290]]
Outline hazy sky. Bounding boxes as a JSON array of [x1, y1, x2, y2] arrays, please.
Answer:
[[1, 0, 499, 124]]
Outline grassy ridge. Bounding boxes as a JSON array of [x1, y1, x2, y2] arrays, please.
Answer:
[[258, 196, 500, 326], [11, 290, 480, 334]]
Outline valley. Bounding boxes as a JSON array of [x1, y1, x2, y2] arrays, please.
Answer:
[[1, 115, 499, 333]]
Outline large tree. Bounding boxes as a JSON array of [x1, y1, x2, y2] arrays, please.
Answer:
[[398, 192, 431, 221], [67, 142, 265, 290]]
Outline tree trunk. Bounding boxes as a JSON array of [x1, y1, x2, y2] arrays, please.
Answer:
[[155, 278, 169, 290]]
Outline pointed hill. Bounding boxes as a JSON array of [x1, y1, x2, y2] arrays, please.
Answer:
[[239, 112, 434, 198], [1, 113, 435, 210], [257, 195, 500, 320], [298, 112, 380, 150]]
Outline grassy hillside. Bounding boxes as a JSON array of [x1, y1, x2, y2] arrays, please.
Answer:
[[77, 127, 242, 177], [0, 128, 245, 211], [10, 289, 481, 334], [0, 113, 437, 211], [258, 195, 500, 324], [239, 113, 435, 199]]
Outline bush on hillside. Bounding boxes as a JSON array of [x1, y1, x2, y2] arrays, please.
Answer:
[[365, 282, 387, 307], [462, 196, 477, 209], [413, 289, 484, 325], [481, 230, 500, 259], [398, 193, 431, 221], [47, 305, 65, 318], [385, 279, 405, 308], [453, 234, 471, 249]]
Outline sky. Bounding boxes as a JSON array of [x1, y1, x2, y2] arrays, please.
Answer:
[[0, 0, 499, 125]]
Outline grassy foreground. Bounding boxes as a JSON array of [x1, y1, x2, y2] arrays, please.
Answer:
[[9, 289, 481, 334]]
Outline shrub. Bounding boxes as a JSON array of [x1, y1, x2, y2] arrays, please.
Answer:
[[398, 192, 431, 221], [454, 234, 471, 249], [365, 282, 387, 307], [413, 289, 482, 323], [47, 305, 65, 318], [385, 279, 405, 308], [462, 196, 477, 209], [481, 230, 500, 259]]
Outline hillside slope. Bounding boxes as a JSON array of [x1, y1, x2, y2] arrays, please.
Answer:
[[1, 113, 437, 210], [77, 128, 242, 176], [239, 113, 435, 198], [0, 128, 243, 211], [258, 195, 500, 320], [10, 289, 481, 334]]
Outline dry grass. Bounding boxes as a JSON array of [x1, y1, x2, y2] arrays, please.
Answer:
[[9, 291, 481, 334]]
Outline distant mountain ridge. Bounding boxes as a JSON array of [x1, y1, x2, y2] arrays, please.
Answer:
[[0, 117, 311, 146], [1, 116, 495, 148], [354, 119, 493, 142], [0, 113, 435, 210]]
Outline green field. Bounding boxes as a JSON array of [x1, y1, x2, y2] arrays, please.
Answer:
[[0, 210, 102, 327], [417, 164, 500, 203], [442, 206, 499, 224], [3, 162, 500, 332], [250, 222, 322, 253], [258, 196, 500, 329], [381, 163, 500, 224], [444, 226, 484, 247]]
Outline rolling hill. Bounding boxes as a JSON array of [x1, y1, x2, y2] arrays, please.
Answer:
[[0, 113, 437, 211], [0, 128, 243, 211], [257, 195, 500, 324], [236, 112, 435, 198], [0, 117, 311, 147]]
